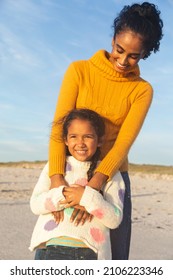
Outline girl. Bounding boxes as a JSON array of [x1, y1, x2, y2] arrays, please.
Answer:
[[48, 2, 163, 259], [29, 109, 125, 260]]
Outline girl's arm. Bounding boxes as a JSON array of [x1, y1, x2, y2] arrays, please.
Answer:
[[63, 172, 125, 229], [30, 163, 66, 215], [80, 172, 125, 229]]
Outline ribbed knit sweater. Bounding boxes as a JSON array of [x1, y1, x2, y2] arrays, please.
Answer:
[[29, 156, 125, 260], [49, 50, 153, 178]]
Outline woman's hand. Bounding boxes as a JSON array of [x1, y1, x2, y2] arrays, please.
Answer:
[[52, 210, 64, 223], [70, 208, 93, 226]]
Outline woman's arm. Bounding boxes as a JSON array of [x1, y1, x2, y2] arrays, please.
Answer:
[[86, 172, 108, 191], [49, 63, 80, 179], [50, 174, 68, 189], [96, 85, 153, 179]]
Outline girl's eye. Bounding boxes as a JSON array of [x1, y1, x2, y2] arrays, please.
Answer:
[[84, 135, 94, 139]]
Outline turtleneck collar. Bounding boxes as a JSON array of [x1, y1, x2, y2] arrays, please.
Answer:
[[66, 156, 91, 169], [89, 49, 140, 81]]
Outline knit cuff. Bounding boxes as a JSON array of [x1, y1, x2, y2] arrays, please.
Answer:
[[48, 185, 65, 209], [95, 156, 118, 179], [80, 186, 96, 209]]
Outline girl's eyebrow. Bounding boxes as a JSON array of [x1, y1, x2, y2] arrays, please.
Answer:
[[68, 133, 95, 136]]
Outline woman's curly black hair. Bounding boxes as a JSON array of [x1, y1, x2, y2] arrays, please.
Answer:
[[113, 2, 164, 59]]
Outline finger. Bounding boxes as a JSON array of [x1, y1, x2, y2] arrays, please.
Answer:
[[65, 202, 76, 208], [88, 214, 93, 222], [59, 210, 64, 222], [74, 210, 85, 226], [80, 211, 90, 225], [52, 210, 64, 223], [63, 187, 73, 193], [62, 191, 74, 200], [70, 208, 79, 223], [64, 200, 77, 208], [52, 211, 61, 224], [59, 199, 68, 205], [74, 205, 86, 210]]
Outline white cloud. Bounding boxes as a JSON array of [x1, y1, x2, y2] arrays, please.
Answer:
[[0, 24, 40, 67]]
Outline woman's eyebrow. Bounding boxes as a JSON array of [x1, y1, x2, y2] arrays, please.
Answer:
[[116, 43, 141, 56]]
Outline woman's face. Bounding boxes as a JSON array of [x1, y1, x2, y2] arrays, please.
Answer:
[[110, 30, 145, 73]]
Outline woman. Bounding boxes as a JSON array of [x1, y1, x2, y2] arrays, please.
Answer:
[[49, 2, 163, 259]]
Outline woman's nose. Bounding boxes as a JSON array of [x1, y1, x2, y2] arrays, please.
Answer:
[[119, 55, 128, 65]]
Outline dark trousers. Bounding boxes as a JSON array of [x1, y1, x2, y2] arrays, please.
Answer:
[[35, 246, 97, 260], [110, 171, 132, 260]]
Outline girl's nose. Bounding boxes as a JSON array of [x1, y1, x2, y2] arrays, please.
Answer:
[[77, 137, 85, 146]]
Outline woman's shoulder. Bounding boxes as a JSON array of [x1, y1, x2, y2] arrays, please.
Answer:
[[69, 50, 102, 68], [138, 77, 153, 94]]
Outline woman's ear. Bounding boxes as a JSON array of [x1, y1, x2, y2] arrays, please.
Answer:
[[111, 38, 115, 47], [141, 49, 146, 59]]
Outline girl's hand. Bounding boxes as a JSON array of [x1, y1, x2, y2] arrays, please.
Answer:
[[61, 184, 85, 207], [60, 185, 93, 225]]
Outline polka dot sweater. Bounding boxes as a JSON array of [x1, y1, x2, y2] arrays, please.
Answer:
[[29, 156, 125, 259]]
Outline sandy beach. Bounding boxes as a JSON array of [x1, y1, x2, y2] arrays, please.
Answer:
[[0, 163, 172, 260]]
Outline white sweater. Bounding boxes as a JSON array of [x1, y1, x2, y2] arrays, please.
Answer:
[[29, 156, 125, 259]]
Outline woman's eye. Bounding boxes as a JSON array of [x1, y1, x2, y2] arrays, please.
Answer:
[[117, 49, 123, 54], [130, 55, 140, 60]]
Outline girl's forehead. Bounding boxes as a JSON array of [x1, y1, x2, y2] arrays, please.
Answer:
[[68, 119, 95, 131]]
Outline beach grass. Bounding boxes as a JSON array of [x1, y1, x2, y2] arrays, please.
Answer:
[[0, 161, 172, 175], [129, 163, 173, 175]]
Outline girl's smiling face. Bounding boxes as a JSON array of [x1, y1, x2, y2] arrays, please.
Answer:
[[65, 119, 102, 162], [110, 30, 145, 73]]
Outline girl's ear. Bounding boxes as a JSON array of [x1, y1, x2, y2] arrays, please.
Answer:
[[97, 136, 105, 147], [64, 138, 68, 146]]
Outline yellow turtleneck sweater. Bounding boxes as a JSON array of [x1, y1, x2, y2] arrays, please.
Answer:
[[49, 50, 153, 178]]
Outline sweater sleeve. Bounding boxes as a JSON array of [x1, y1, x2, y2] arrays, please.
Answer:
[[80, 172, 125, 229], [95, 83, 153, 178], [49, 63, 80, 177], [30, 163, 65, 215]]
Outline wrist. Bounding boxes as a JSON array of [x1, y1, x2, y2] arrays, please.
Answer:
[[50, 174, 67, 189], [87, 172, 108, 191]]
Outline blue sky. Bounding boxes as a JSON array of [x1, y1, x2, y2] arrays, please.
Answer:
[[0, 0, 173, 165]]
